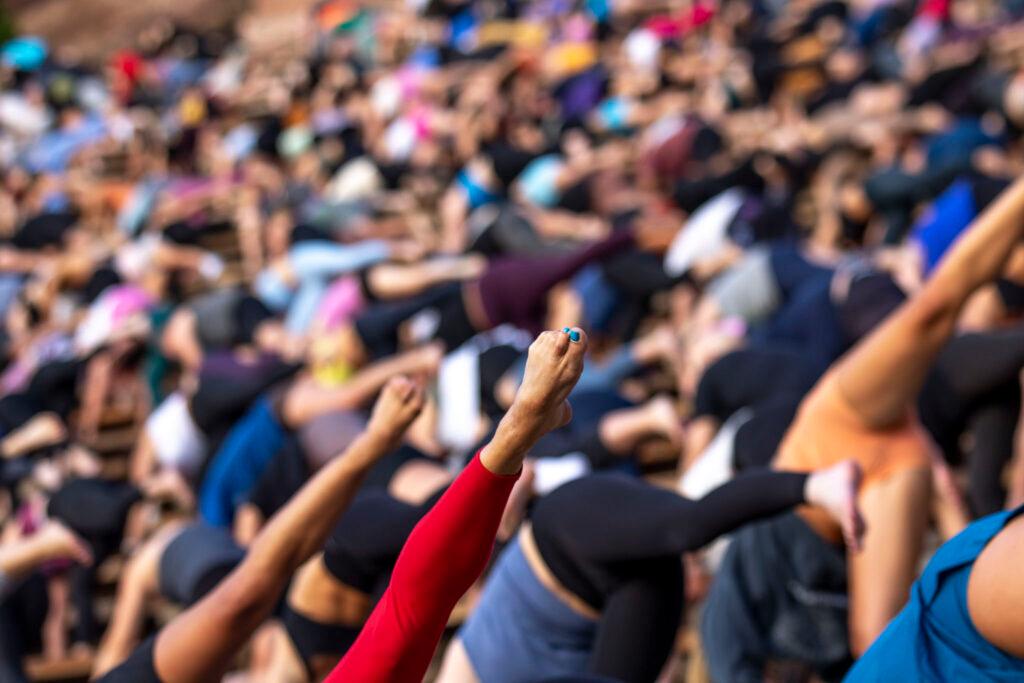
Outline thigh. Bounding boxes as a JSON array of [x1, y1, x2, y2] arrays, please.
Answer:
[[588, 561, 684, 683], [847, 466, 931, 656], [965, 391, 1019, 516]]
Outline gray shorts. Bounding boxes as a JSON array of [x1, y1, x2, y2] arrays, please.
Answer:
[[460, 537, 597, 683], [159, 523, 244, 607]]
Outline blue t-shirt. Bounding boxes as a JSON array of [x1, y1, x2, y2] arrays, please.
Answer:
[[911, 178, 977, 276], [198, 396, 287, 527]]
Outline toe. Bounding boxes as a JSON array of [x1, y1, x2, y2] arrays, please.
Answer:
[[566, 327, 587, 351], [553, 329, 570, 356], [563, 327, 587, 366]]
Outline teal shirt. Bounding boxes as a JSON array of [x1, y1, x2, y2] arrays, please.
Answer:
[[846, 506, 1024, 681]]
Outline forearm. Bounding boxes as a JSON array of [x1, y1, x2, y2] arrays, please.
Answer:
[[244, 430, 393, 578], [0, 536, 57, 578], [2, 424, 43, 459], [283, 350, 432, 426]]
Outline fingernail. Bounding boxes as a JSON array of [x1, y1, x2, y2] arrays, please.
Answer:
[[569, 330, 580, 342], [562, 327, 571, 333]]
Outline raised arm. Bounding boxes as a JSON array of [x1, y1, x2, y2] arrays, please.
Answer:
[[114, 377, 425, 683], [327, 327, 588, 683]]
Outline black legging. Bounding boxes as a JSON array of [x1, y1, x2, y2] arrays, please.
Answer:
[[48, 479, 142, 644], [586, 556, 683, 683], [965, 384, 1020, 516], [0, 574, 46, 683], [920, 326, 1024, 515], [531, 470, 810, 682], [733, 393, 804, 470]]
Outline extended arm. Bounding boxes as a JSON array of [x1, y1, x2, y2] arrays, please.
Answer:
[[327, 328, 589, 683]]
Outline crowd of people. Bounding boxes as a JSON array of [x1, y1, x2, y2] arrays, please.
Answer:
[[3, 0, 1024, 681]]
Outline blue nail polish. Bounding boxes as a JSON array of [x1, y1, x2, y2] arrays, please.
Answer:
[[569, 330, 580, 342], [562, 327, 571, 333]]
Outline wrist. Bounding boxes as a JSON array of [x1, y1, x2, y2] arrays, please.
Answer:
[[356, 427, 399, 459]]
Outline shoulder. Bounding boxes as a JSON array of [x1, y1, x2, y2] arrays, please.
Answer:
[[967, 512, 1024, 659]]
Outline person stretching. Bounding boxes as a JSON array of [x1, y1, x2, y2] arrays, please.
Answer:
[[92, 375, 427, 682], [325, 326, 590, 682]]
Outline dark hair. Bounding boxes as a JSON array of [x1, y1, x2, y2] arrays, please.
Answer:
[[838, 271, 905, 345]]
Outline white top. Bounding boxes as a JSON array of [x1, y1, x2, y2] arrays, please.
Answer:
[[145, 392, 207, 479]]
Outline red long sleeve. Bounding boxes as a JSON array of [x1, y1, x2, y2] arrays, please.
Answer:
[[325, 452, 519, 682]]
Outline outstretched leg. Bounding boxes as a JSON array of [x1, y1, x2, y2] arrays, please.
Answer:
[[479, 231, 633, 327], [588, 558, 684, 683], [326, 328, 590, 682]]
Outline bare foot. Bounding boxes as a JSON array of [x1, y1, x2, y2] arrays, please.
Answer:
[[483, 328, 588, 474], [509, 328, 588, 438], [805, 460, 866, 552]]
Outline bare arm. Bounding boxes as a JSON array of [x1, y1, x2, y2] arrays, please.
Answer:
[[0, 521, 91, 581], [968, 513, 1024, 659], [0, 412, 66, 459], [150, 377, 425, 683]]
